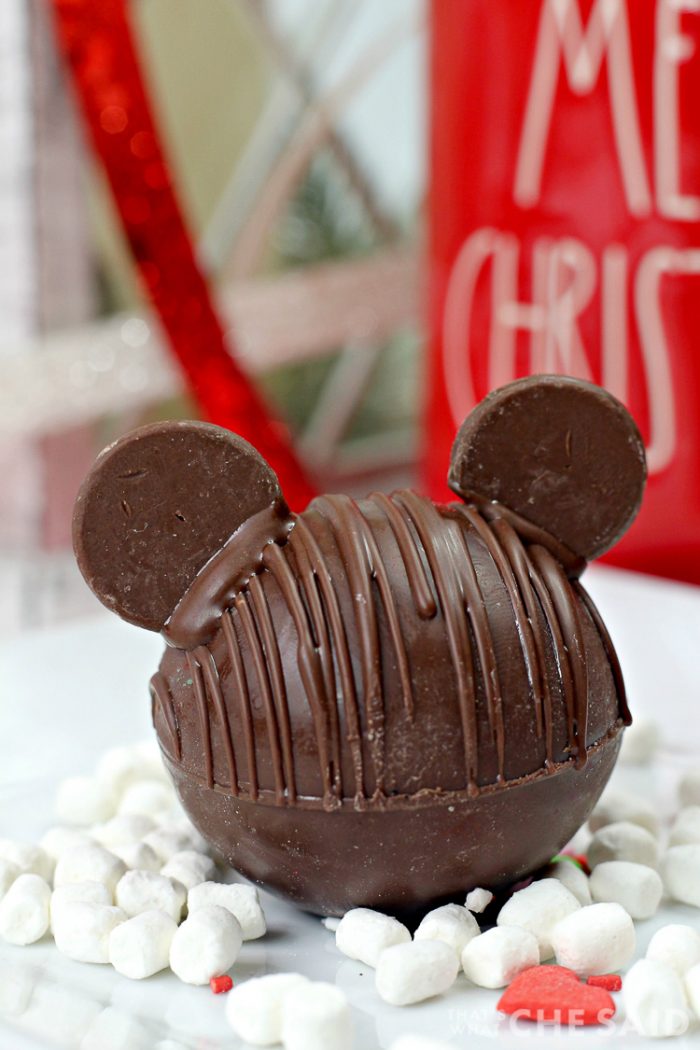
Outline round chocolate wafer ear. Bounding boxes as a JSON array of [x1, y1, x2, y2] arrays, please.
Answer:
[[73, 421, 285, 632], [448, 375, 647, 562]]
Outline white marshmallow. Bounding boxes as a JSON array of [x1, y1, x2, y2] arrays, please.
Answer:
[[550, 902, 635, 976], [465, 887, 493, 914], [81, 1006, 152, 1050], [118, 780, 176, 819], [55, 775, 116, 826], [376, 939, 459, 1005], [96, 743, 168, 797], [547, 860, 592, 905], [388, 1039, 459, 1050], [0, 873, 51, 945], [661, 844, 700, 907], [587, 820, 659, 869], [40, 825, 93, 862], [0, 839, 53, 882], [51, 882, 112, 930], [619, 716, 660, 765], [669, 806, 700, 847], [588, 789, 660, 837], [335, 908, 410, 968], [143, 826, 201, 864], [496, 879, 580, 960], [92, 814, 156, 848], [322, 916, 340, 932], [168, 817, 210, 855], [679, 768, 700, 808], [115, 870, 185, 923], [161, 850, 215, 890], [54, 844, 126, 895], [623, 959, 689, 1038], [414, 904, 479, 956], [646, 924, 700, 978], [169, 905, 242, 985], [684, 961, 700, 1018], [53, 901, 126, 963], [108, 909, 177, 979], [589, 861, 663, 919], [281, 981, 351, 1050], [188, 881, 266, 940], [111, 842, 161, 873], [0, 858, 19, 901], [225, 973, 309, 1045], [461, 926, 539, 989]]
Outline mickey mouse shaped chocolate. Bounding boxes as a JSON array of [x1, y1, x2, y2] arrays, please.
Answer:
[[73, 376, 646, 916]]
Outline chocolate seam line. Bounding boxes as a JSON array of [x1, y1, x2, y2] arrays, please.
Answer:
[[159, 719, 625, 810]]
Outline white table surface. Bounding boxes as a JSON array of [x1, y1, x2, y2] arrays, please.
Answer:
[[1, 565, 700, 1049]]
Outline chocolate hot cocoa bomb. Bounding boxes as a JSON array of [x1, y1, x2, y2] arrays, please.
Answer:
[[73, 376, 646, 916]]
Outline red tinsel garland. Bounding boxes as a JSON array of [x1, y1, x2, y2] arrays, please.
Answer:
[[51, 0, 315, 509]]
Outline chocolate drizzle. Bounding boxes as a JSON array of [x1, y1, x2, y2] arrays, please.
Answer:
[[154, 491, 626, 809]]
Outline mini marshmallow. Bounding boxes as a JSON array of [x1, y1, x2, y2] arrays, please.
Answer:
[[96, 743, 167, 797], [169, 817, 210, 855], [115, 870, 185, 923], [188, 881, 266, 940], [108, 909, 177, 979], [169, 905, 242, 985], [111, 842, 161, 873], [55, 775, 115, 826], [679, 768, 700, 808], [623, 959, 689, 1038], [54, 844, 126, 895], [81, 1006, 152, 1050], [669, 806, 700, 847], [161, 850, 216, 890], [40, 825, 93, 862], [684, 961, 700, 1018], [661, 844, 700, 907], [0, 873, 51, 945], [281, 981, 351, 1050], [118, 780, 176, 820], [646, 924, 700, 978], [0, 858, 19, 901], [53, 901, 126, 963], [496, 878, 580, 960], [414, 904, 480, 956], [376, 939, 459, 1005], [0, 839, 53, 882], [588, 788, 660, 837], [225, 973, 309, 1045], [548, 859, 592, 905], [336, 908, 411, 968], [322, 916, 340, 932], [551, 902, 635, 976], [589, 861, 663, 919], [143, 826, 200, 864], [389, 1039, 459, 1050], [51, 882, 112, 930], [461, 926, 539, 989], [618, 716, 660, 765], [92, 814, 156, 848], [465, 887, 493, 914], [587, 820, 659, 869]]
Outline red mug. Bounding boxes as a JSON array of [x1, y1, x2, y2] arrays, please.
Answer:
[[427, 0, 700, 583]]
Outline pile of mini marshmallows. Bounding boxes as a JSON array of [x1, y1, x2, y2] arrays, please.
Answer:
[[0, 740, 267, 992]]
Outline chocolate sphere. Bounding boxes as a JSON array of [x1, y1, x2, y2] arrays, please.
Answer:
[[74, 376, 646, 916]]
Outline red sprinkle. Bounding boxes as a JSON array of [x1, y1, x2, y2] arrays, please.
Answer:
[[210, 975, 233, 995], [587, 974, 622, 992], [497, 965, 616, 1026]]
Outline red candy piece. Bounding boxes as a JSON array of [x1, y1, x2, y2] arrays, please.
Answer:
[[210, 975, 233, 995], [497, 965, 616, 1026], [587, 974, 622, 992]]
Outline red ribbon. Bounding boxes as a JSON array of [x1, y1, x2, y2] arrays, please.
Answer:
[[51, 0, 315, 509]]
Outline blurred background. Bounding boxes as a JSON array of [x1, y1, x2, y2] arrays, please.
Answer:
[[0, 0, 424, 633]]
